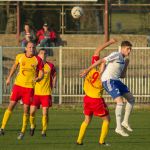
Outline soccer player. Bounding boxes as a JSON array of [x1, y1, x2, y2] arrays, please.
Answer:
[[30, 49, 56, 137], [80, 41, 135, 137], [77, 39, 116, 146], [0, 41, 44, 140]]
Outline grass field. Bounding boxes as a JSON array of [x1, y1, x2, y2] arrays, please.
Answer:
[[0, 106, 150, 150]]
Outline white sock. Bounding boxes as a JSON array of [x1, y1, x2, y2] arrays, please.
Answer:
[[115, 103, 124, 130], [123, 101, 134, 125]]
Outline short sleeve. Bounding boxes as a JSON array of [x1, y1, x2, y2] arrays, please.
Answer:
[[104, 52, 119, 63], [48, 62, 56, 77], [91, 55, 100, 64], [47, 62, 56, 88], [36, 56, 44, 70], [15, 54, 23, 65]]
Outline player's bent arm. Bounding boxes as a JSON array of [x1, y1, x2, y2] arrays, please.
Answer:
[[80, 59, 106, 77], [88, 58, 106, 71], [6, 63, 18, 86], [94, 38, 117, 56], [120, 58, 129, 78], [35, 69, 44, 82], [52, 73, 57, 88]]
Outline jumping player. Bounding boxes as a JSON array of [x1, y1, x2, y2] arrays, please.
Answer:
[[30, 49, 56, 137], [0, 42, 44, 140], [77, 39, 116, 146], [80, 41, 134, 137]]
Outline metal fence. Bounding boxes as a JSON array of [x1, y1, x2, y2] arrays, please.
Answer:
[[0, 46, 150, 104], [1, 2, 150, 34]]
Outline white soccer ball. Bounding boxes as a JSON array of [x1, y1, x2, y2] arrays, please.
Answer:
[[71, 6, 84, 19]]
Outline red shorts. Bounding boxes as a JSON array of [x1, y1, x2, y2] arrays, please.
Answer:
[[10, 84, 34, 105], [83, 95, 109, 117], [31, 95, 52, 108]]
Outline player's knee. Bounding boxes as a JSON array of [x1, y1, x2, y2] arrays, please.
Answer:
[[124, 92, 135, 103], [30, 111, 35, 116], [30, 106, 37, 116], [126, 94, 135, 104], [107, 116, 111, 122], [105, 118, 110, 123], [84, 118, 91, 125], [105, 119, 110, 125], [128, 98, 135, 105], [24, 109, 29, 115], [84, 120, 90, 125], [114, 97, 124, 104], [8, 101, 17, 111], [102, 115, 110, 122], [24, 105, 30, 114], [116, 102, 124, 106], [43, 112, 48, 117], [7, 106, 13, 112], [42, 109, 48, 116]]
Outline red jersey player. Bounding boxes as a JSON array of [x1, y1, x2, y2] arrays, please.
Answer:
[[0, 42, 44, 140], [30, 49, 57, 137], [77, 39, 116, 146]]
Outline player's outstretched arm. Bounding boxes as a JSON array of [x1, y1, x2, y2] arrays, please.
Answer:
[[94, 38, 117, 56], [120, 58, 130, 78], [80, 59, 106, 77], [6, 63, 18, 86]]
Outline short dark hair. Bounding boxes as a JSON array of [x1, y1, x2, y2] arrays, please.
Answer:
[[24, 22, 30, 27], [121, 41, 132, 47], [38, 48, 47, 54]]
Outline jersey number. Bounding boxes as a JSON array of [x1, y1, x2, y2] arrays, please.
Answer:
[[91, 72, 99, 84]]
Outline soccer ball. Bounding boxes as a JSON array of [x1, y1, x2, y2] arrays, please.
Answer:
[[71, 6, 84, 19]]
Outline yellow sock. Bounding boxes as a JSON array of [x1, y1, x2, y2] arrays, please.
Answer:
[[77, 121, 88, 144], [42, 115, 48, 133], [99, 120, 109, 144], [1, 109, 12, 129], [21, 114, 29, 133], [30, 115, 35, 129]]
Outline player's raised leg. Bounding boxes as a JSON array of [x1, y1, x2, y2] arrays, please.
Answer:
[[122, 92, 135, 132], [77, 115, 92, 145], [114, 97, 129, 137]]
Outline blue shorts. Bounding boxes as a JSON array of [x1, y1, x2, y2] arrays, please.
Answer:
[[102, 79, 129, 99]]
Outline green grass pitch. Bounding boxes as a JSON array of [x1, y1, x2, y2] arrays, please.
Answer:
[[0, 107, 150, 150]]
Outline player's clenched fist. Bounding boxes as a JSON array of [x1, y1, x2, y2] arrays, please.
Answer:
[[109, 38, 117, 44]]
